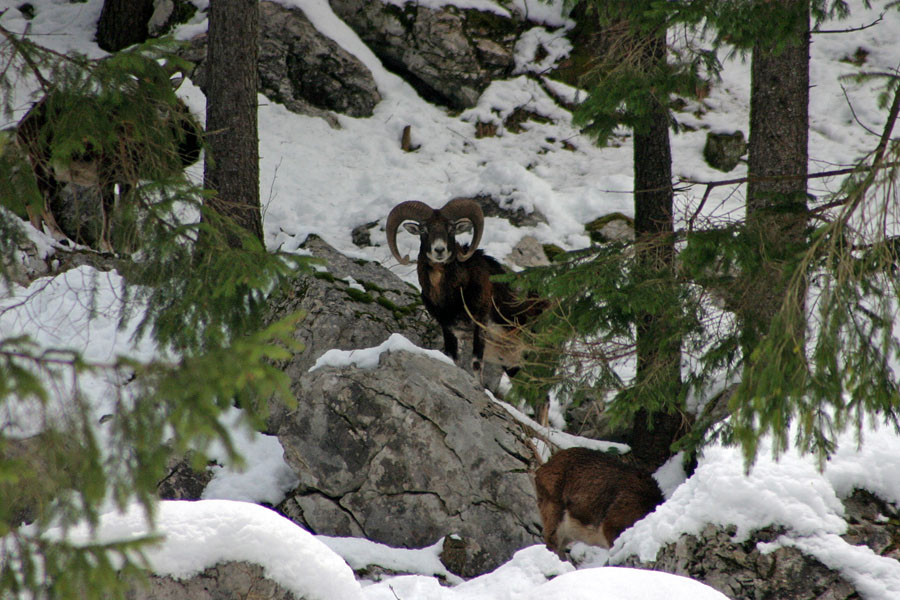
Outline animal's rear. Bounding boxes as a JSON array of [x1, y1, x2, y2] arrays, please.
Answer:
[[534, 447, 662, 558]]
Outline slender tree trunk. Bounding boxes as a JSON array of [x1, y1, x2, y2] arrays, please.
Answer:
[[629, 32, 684, 471], [741, 0, 810, 356], [203, 0, 264, 245]]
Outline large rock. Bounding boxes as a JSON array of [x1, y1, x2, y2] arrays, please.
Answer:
[[264, 236, 440, 430], [329, 0, 519, 109], [613, 486, 900, 600], [620, 524, 856, 600], [703, 130, 747, 172], [275, 349, 543, 576], [258, 2, 381, 121], [127, 562, 299, 600], [185, 2, 381, 126], [841, 489, 900, 561], [267, 235, 439, 373]]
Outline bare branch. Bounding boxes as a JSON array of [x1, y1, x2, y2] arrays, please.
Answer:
[[813, 13, 884, 34], [683, 158, 900, 226], [840, 83, 880, 138]]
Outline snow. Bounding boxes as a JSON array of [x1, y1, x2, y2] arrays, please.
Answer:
[[319, 535, 461, 583], [767, 534, 900, 599], [63, 500, 364, 600], [2, 0, 900, 598], [201, 408, 300, 505], [309, 332, 455, 372], [75, 504, 733, 600]]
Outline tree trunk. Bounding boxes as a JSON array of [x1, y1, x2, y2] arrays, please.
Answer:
[[628, 32, 684, 471], [741, 0, 810, 355], [96, 0, 154, 52], [203, 0, 264, 245]]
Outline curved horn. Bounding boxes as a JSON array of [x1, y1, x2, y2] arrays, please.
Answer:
[[385, 201, 434, 265], [440, 198, 484, 262]]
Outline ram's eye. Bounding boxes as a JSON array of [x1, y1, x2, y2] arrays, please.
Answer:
[[454, 219, 473, 235], [403, 222, 423, 235]]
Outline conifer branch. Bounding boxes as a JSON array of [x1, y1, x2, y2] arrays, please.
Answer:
[[0, 21, 51, 90]]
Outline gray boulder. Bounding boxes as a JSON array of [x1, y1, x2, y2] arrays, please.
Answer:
[[619, 488, 900, 600], [157, 453, 214, 501], [703, 130, 747, 172], [267, 235, 439, 373], [275, 349, 543, 576], [127, 562, 299, 600], [186, 2, 382, 126], [841, 488, 900, 561], [264, 235, 440, 430], [258, 2, 381, 121], [620, 524, 856, 600], [329, 0, 518, 109]]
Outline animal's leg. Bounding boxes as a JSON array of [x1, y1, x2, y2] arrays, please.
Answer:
[[25, 202, 66, 241], [442, 325, 459, 363], [472, 323, 485, 381], [98, 187, 115, 253], [537, 497, 565, 557], [601, 491, 654, 547]]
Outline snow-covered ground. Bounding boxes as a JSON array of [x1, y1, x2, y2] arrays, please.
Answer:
[[2, 0, 900, 598]]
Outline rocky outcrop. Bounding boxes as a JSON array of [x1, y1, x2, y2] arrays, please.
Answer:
[[257, 2, 381, 122], [264, 235, 440, 431], [619, 488, 900, 600], [266, 235, 438, 373], [620, 525, 856, 600], [275, 349, 543, 576], [841, 488, 900, 561], [585, 212, 634, 244], [127, 561, 299, 600], [329, 0, 520, 109], [185, 2, 381, 126], [157, 453, 214, 501]]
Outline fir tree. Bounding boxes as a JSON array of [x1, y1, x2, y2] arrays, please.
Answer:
[[513, 0, 714, 469], [0, 26, 311, 598], [516, 0, 900, 469]]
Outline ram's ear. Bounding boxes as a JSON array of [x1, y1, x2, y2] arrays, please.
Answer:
[[402, 221, 423, 235], [453, 219, 473, 235]]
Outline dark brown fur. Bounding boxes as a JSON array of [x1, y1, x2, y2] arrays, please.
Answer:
[[534, 447, 663, 559], [418, 248, 543, 373], [386, 199, 545, 377]]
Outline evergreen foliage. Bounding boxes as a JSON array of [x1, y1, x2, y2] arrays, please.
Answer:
[[564, 0, 720, 144], [726, 73, 900, 467], [0, 30, 311, 598], [509, 239, 699, 435], [0, 318, 302, 598], [514, 0, 900, 469]]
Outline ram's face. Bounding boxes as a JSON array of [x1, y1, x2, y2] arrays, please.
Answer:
[[385, 199, 483, 266], [403, 218, 473, 264]]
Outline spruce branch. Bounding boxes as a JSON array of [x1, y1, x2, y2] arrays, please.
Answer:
[[0, 21, 51, 90], [813, 12, 884, 34]]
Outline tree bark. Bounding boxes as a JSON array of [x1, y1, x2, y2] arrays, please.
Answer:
[[741, 0, 810, 354], [96, 0, 154, 52], [628, 32, 684, 471], [203, 0, 264, 245]]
